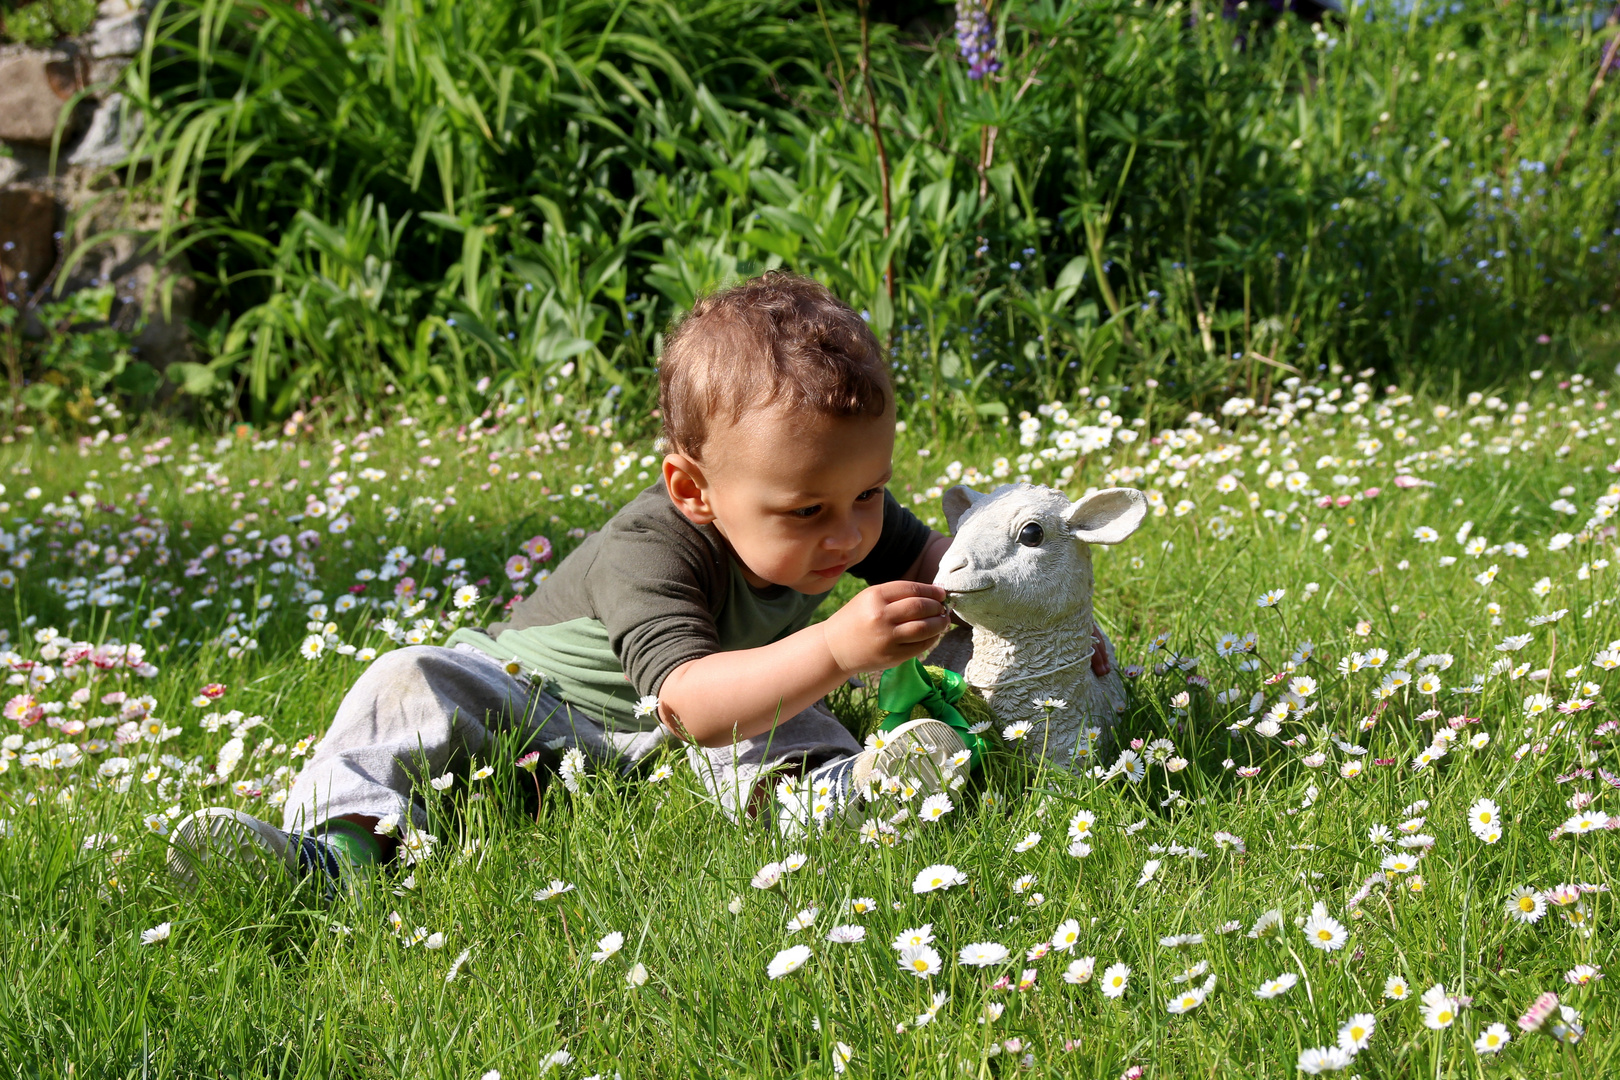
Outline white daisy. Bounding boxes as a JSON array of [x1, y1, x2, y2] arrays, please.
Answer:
[[767, 944, 811, 979], [1474, 1023, 1511, 1054], [1302, 907, 1348, 951], [1062, 956, 1096, 984], [1100, 962, 1130, 998], [590, 931, 623, 963], [898, 944, 942, 978], [912, 863, 967, 894], [1337, 1013, 1374, 1052], [1297, 1046, 1353, 1074], [1050, 918, 1081, 952], [1254, 973, 1298, 999], [958, 942, 1010, 967]]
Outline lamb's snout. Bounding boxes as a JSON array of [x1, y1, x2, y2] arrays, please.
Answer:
[[933, 550, 994, 598]]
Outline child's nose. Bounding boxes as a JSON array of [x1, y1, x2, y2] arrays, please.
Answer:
[[825, 517, 862, 551]]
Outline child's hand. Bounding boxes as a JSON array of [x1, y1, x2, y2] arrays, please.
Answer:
[[822, 581, 951, 676]]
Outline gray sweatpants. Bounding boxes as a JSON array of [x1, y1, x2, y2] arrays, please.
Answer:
[[281, 639, 924, 831]]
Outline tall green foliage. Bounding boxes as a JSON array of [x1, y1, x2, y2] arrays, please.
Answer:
[[115, 0, 1620, 425], [0, 0, 97, 46]]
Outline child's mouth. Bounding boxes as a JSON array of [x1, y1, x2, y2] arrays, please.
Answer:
[[811, 563, 847, 579]]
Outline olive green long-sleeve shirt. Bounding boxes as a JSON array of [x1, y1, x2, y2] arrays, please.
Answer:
[[445, 481, 929, 731]]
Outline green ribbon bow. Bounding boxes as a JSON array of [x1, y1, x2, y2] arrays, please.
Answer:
[[877, 657, 986, 770]]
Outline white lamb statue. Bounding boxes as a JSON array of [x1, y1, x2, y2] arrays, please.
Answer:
[[931, 483, 1147, 770]]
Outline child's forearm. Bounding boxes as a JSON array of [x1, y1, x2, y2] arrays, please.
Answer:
[[656, 625, 847, 747], [657, 579, 950, 747]]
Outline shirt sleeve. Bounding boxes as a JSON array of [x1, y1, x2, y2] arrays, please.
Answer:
[[589, 509, 727, 699], [848, 489, 933, 585]]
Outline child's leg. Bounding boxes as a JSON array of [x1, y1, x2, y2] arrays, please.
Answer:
[[281, 644, 535, 838], [683, 701, 861, 822], [170, 644, 623, 890], [685, 635, 981, 829]]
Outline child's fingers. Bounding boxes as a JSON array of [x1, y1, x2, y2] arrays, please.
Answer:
[[893, 628, 948, 662], [891, 612, 951, 643], [885, 594, 948, 625], [871, 579, 947, 604]]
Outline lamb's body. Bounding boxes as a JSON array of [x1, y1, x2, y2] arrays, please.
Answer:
[[932, 482, 1146, 770], [963, 617, 1127, 768]]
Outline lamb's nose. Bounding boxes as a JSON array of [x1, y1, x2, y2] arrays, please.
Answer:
[[944, 556, 969, 575]]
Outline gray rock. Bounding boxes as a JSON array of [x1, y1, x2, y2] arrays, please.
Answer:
[[0, 158, 24, 187], [90, 12, 146, 59], [67, 93, 137, 169], [0, 50, 84, 145], [89, 56, 131, 87]]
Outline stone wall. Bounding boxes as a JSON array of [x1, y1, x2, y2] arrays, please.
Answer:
[[1, 0, 193, 371]]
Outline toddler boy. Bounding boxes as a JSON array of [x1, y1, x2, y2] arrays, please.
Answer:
[[167, 273, 975, 889]]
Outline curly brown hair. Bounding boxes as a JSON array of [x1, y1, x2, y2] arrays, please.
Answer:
[[657, 272, 892, 460]]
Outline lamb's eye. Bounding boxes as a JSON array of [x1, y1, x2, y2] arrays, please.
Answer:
[[1017, 522, 1044, 548]]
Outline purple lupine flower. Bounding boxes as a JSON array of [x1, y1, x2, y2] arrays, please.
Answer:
[[955, 1, 1000, 80]]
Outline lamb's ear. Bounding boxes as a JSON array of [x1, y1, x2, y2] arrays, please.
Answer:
[[1065, 487, 1148, 545], [942, 485, 986, 535]]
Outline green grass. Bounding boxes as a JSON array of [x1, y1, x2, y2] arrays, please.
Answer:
[[1, 369, 1617, 1077]]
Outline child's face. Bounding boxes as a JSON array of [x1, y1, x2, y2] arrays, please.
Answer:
[[664, 403, 895, 594]]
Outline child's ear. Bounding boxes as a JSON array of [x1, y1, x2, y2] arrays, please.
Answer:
[[663, 454, 716, 524]]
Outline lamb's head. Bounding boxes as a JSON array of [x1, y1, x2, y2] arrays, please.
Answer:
[[933, 483, 1147, 633]]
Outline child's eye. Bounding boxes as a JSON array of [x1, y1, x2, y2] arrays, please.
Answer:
[[792, 505, 822, 519], [855, 488, 880, 502]]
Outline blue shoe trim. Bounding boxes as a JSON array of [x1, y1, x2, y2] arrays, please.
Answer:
[[289, 832, 344, 896], [808, 755, 859, 802]]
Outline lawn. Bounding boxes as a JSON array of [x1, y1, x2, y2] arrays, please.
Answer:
[[0, 369, 1615, 1078]]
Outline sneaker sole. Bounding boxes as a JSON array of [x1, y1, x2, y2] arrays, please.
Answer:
[[166, 807, 296, 889], [856, 717, 963, 795]]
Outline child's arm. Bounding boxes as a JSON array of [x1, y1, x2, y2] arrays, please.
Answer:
[[657, 580, 949, 747], [901, 528, 1111, 677]]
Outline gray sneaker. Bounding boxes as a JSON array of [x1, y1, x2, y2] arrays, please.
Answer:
[[804, 717, 966, 815], [167, 807, 346, 894], [854, 717, 966, 794]]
